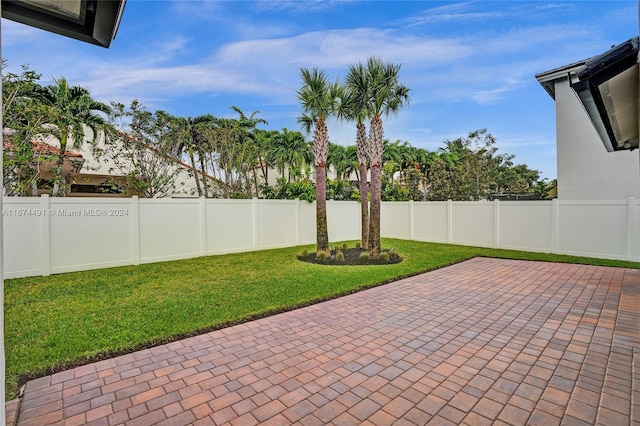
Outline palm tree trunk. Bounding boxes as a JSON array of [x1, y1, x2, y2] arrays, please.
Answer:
[[359, 161, 369, 249], [199, 154, 209, 198], [316, 164, 329, 255], [356, 122, 369, 249], [368, 164, 381, 258], [368, 115, 384, 258], [188, 146, 202, 197]]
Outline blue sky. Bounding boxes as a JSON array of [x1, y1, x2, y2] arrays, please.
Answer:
[[2, 1, 637, 180]]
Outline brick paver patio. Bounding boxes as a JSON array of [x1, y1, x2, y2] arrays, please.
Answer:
[[5, 258, 639, 425]]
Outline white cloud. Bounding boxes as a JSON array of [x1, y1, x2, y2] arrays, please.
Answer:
[[52, 17, 609, 113], [472, 86, 513, 105], [83, 65, 278, 107], [5, 13, 609, 114], [213, 28, 472, 69]]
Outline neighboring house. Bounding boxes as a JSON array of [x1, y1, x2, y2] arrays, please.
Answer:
[[3, 130, 224, 197], [536, 37, 640, 200], [3, 136, 85, 196]]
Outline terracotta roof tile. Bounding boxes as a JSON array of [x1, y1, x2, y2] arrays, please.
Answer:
[[3, 138, 83, 158]]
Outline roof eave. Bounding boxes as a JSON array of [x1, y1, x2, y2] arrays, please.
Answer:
[[535, 60, 588, 100], [570, 37, 640, 152]]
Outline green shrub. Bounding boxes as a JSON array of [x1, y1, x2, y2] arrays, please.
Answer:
[[342, 243, 348, 251], [335, 251, 345, 263], [260, 177, 316, 202], [379, 252, 389, 264], [316, 252, 328, 264], [359, 251, 370, 264], [389, 248, 399, 261], [300, 249, 308, 258], [355, 242, 361, 249]]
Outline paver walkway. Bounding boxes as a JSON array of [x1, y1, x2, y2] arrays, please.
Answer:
[[5, 258, 639, 425]]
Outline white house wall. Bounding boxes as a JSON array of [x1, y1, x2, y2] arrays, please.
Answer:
[[554, 76, 640, 200], [45, 129, 202, 197]]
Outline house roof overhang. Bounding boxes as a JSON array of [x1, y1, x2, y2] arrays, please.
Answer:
[[1, 0, 127, 48], [570, 37, 639, 152], [536, 37, 640, 153], [535, 59, 588, 100]]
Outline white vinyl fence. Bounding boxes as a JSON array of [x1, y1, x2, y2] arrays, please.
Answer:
[[382, 199, 638, 262], [3, 196, 638, 279]]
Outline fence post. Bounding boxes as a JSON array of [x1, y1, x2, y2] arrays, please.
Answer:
[[493, 199, 500, 248], [551, 198, 559, 254], [131, 196, 140, 266], [628, 197, 637, 261], [447, 199, 453, 243], [41, 194, 51, 276]]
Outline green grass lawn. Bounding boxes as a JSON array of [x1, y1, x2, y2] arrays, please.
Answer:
[[5, 238, 640, 401]]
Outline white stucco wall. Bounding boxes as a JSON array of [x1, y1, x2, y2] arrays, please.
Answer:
[[554, 76, 640, 200], [45, 129, 201, 197]]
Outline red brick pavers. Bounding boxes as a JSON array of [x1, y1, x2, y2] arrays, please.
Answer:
[[6, 258, 639, 425]]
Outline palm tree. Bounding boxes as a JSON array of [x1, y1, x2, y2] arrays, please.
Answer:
[[269, 128, 310, 181], [343, 145, 360, 181], [230, 106, 267, 197], [36, 77, 111, 196], [205, 116, 249, 196], [341, 62, 372, 248], [171, 114, 216, 197], [382, 139, 403, 181], [297, 67, 342, 255], [254, 129, 279, 184], [364, 58, 410, 258], [327, 143, 349, 180]]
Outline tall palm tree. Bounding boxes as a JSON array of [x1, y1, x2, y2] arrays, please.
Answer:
[[171, 114, 216, 197], [206, 116, 248, 195], [230, 106, 267, 197], [327, 143, 349, 181], [364, 58, 410, 258], [269, 128, 310, 181], [36, 77, 111, 196], [297, 67, 342, 255], [382, 139, 402, 181], [254, 129, 280, 184], [341, 62, 372, 248], [343, 145, 360, 181]]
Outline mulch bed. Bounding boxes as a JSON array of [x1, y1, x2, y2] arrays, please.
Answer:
[[297, 247, 403, 266]]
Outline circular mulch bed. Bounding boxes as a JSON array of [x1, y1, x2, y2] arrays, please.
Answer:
[[297, 247, 403, 266]]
